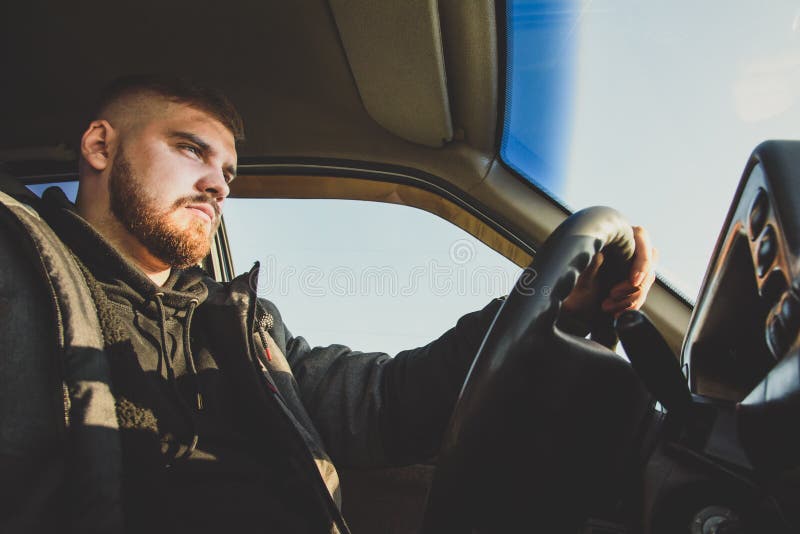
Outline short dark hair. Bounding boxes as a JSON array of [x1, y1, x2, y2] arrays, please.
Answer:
[[93, 74, 245, 142]]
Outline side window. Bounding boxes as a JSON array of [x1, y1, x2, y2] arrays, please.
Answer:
[[26, 181, 78, 201], [223, 198, 523, 355]]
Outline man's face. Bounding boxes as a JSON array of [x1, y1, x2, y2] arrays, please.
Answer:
[[106, 103, 237, 269]]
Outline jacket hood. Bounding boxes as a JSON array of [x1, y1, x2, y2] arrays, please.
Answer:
[[39, 186, 209, 317]]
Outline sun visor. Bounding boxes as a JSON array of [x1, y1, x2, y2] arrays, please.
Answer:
[[329, 0, 453, 147]]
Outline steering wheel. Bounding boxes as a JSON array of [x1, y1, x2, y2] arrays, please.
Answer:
[[422, 207, 654, 534]]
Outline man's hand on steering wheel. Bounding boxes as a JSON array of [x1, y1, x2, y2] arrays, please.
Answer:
[[561, 225, 658, 326]]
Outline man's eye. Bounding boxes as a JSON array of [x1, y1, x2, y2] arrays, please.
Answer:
[[181, 144, 201, 157]]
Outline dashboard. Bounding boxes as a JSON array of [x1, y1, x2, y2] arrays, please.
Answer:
[[684, 142, 800, 404], [649, 141, 800, 532]]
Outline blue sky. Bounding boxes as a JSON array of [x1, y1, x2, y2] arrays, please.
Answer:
[[503, 0, 799, 298]]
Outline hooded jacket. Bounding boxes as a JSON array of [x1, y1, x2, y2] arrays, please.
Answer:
[[0, 176, 504, 533]]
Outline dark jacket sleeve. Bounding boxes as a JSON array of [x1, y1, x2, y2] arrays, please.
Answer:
[[262, 297, 504, 468], [377, 297, 505, 464]]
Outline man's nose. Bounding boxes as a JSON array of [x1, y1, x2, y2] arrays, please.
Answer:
[[197, 170, 230, 201]]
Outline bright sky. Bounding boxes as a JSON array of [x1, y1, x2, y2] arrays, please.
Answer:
[[505, 0, 800, 300], [225, 199, 522, 355]]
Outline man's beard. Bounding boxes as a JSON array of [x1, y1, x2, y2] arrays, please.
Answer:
[[108, 151, 220, 270]]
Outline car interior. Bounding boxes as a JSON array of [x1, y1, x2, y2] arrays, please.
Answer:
[[1, 1, 798, 532]]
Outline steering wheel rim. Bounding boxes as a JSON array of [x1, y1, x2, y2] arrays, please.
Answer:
[[422, 206, 652, 533]]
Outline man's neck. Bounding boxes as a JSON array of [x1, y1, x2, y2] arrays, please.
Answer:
[[77, 205, 172, 286], [137, 263, 172, 286], [103, 232, 173, 286], [105, 230, 172, 286]]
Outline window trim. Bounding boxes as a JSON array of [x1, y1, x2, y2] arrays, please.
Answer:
[[228, 173, 533, 272]]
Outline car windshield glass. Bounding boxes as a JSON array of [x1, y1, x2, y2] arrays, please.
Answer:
[[501, 0, 799, 301]]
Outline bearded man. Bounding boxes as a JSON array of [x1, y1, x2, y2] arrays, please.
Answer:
[[0, 75, 656, 533]]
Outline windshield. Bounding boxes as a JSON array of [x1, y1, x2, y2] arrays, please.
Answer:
[[502, 0, 799, 301]]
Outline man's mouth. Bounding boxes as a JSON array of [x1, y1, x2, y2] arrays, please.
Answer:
[[185, 203, 216, 223]]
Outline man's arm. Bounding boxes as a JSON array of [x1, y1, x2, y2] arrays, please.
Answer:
[[266, 225, 656, 468], [263, 297, 504, 468]]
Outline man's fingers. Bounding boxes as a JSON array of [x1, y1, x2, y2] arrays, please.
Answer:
[[589, 250, 605, 274], [603, 271, 656, 313], [582, 250, 604, 279], [596, 226, 658, 318], [574, 250, 604, 289], [604, 290, 637, 308], [610, 282, 638, 299], [602, 298, 634, 314], [629, 226, 654, 286], [642, 269, 656, 291], [610, 268, 655, 299]]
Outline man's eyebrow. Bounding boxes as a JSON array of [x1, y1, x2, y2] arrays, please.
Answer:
[[169, 130, 237, 178], [168, 130, 211, 152]]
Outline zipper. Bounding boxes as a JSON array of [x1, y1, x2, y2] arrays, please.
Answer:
[[41, 274, 68, 432], [61, 382, 71, 427], [244, 286, 349, 534]]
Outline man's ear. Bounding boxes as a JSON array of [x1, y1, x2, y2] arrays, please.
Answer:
[[80, 120, 115, 172]]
